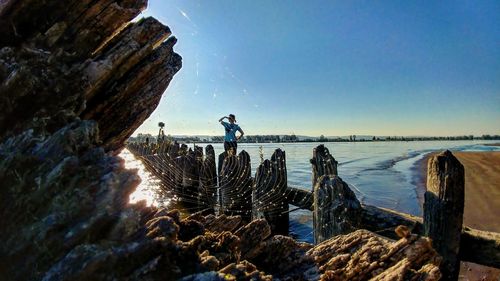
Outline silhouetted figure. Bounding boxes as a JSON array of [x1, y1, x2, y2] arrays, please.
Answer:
[[158, 122, 165, 143]]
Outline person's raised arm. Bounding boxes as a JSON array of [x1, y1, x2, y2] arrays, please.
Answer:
[[237, 128, 245, 140], [219, 116, 227, 123]]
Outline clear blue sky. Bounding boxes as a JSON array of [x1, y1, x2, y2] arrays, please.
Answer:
[[134, 0, 500, 137]]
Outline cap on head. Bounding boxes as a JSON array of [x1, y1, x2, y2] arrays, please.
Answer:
[[229, 114, 236, 122]]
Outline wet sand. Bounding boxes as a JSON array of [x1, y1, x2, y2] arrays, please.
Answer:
[[418, 150, 500, 280]]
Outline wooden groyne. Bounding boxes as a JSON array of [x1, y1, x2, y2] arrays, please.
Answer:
[[127, 141, 500, 275]]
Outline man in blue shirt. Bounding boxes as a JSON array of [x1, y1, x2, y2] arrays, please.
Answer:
[[218, 114, 244, 154]]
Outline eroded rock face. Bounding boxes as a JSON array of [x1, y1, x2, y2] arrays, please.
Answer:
[[0, 120, 145, 279], [0, 1, 181, 152], [0, 0, 181, 280]]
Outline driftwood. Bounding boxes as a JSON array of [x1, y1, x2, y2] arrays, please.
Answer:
[[308, 229, 442, 281], [253, 149, 289, 235]]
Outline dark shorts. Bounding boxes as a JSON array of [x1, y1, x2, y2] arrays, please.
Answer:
[[224, 141, 237, 154]]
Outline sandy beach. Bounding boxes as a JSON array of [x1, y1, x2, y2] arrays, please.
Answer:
[[418, 149, 500, 280]]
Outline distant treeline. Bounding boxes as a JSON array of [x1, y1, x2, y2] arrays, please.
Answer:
[[129, 133, 500, 144]]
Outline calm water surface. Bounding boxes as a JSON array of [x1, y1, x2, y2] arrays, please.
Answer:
[[122, 140, 500, 243]]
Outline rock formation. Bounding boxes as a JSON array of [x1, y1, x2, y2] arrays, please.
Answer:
[[0, 0, 181, 152], [0, 0, 181, 279]]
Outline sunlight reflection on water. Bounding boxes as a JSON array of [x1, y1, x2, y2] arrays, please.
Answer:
[[120, 148, 171, 207]]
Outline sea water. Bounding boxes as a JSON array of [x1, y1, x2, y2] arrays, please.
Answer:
[[122, 140, 500, 243]]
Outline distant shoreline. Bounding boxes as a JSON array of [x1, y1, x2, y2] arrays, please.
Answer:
[[128, 138, 500, 145]]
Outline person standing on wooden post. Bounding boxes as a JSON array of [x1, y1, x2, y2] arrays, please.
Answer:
[[218, 114, 244, 155]]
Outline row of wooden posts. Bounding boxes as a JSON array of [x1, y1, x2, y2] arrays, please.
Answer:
[[127, 141, 500, 280], [127, 141, 291, 235]]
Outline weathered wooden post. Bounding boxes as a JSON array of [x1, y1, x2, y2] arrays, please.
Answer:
[[192, 145, 205, 210], [172, 155, 187, 203], [311, 144, 338, 188], [161, 142, 179, 191], [217, 151, 227, 213], [237, 150, 253, 222], [253, 149, 289, 235], [217, 151, 227, 183], [200, 145, 217, 212], [423, 150, 464, 281], [171, 149, 200, 211], [219, 150, 252, 222], [158, 156, 172, 191], [184, 149, 202, 211], [168, 141, 180, 158], [179, 143, 188, 155], [311, 144, 357, 243], [219, 154, 237, 216], [313, 175, 361, 243]]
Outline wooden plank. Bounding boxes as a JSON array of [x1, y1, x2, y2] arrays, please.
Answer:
[[360, 204, 424, 240], [459, 227, 500, 269], [286, 186, 313, 211], [424, 150, 464, 281]]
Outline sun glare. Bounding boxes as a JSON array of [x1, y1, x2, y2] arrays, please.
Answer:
[[120, 148, 170, 207]]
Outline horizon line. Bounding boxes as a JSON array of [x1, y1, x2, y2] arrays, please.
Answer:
[[132, 133, 500, 138]]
